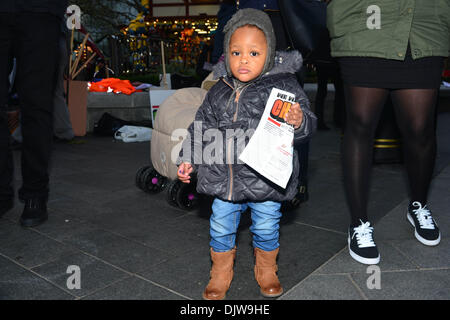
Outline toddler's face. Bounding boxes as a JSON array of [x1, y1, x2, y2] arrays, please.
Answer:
[[228, 25, 267, 82]]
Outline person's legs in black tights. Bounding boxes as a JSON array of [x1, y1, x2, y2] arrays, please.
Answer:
[[342, 86, 389, 226], [390, 89, 438, 205], [332, 71, 345, 129], [314, 64, 330, 130]]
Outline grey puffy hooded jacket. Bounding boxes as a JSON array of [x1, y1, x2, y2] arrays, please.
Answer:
[[180, 50, 317, 202], [179, 9, 317, 202]]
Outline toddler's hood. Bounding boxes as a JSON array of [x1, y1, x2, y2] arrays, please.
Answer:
[[222, 8, 276, 79]]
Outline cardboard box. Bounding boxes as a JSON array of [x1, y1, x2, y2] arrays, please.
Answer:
[[65, 80, 88, 136]]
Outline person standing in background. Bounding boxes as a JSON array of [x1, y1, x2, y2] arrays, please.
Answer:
[[0, 0, 68, 226], [327, 0, 449, 265]]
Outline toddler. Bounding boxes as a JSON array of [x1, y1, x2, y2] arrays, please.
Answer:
[[177, 8, 316, 299]]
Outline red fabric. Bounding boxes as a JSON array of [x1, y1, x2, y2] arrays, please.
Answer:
[[89, 78, 137, 95]]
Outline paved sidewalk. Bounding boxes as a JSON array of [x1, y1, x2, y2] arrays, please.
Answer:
[[281, 164, 450, 300], [0, 106, 448, 300]]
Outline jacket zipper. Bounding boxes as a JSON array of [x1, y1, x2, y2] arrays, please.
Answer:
[[225, 82, 249, 201], [227, 90, 239, 201]]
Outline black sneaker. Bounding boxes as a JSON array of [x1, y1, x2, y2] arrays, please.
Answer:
[[348, 220, 380, 265], [407, 201, 440, 246], [20, 198, 48, 227], [0, 198, 14, 217]]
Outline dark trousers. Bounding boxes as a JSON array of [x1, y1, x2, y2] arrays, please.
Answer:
[[315, 63, 345, 127], [0, 13, 60, 201], [294, 139, 309, 186], [294, 63, 309, 187]]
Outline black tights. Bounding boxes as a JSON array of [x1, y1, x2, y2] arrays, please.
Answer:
[[342, 86, 438, 226]]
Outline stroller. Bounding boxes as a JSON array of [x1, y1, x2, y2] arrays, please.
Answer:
[[135, 87, 208, 210]]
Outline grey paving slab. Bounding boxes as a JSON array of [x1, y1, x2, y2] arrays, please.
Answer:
[[46, 195, 114, 222], [61, 227, 173, 273], [0, 222, 75, 268], [435, 163, 450, 178], [32, 219, 100, 243], [280, 274, 365, 300], [54, 170, 133, 193], [168, 211, 213, 239], [427, 181, 450, 229], [435, 112, 450, 172], [138, 221, 347, 300], [96, 189, 189, 225], [0, 255, 74, 300], [313, 241, 419, 275], [30, 213, 91, 241], [137, 245, 211, 300], [390, 238, 450, 269], [1, 199, 24, 221], [31, 251, 129, 298], [49, 180, 132, 207], [373, 199, 418, 241], [82, 276, 187, 300], [350, 269, 450, 300], [290, 163, 408, 235], [90, 213, 208, 256]]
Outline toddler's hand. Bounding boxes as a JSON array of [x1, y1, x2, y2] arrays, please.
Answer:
[[284, 102, 303, 129], [177, 162, 193, 184]]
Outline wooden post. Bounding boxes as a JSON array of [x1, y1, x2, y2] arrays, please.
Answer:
[[72, 52, 97, 80], [71, 33, 89, 77], [69, 26, 75, 73], [161, 40, 167, 88]]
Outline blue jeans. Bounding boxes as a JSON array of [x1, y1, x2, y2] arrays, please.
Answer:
[[210, 198, 282, 252]]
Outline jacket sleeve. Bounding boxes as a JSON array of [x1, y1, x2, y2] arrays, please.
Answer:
[[177, 89, 218, 171]]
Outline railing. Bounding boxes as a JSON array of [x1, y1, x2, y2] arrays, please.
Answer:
[[109, 34, 205, 77]]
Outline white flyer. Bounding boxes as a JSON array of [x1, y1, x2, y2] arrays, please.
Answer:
[[239, 88, 296, 188]]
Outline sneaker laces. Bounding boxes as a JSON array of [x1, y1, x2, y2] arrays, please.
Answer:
[[352, 220, 376, 248], [411, 202, 435, 230]]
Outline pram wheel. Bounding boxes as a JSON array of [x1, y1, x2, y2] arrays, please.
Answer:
[[166, 180, 179, 207], [166, 180, 198, 210], [135, 165, 152, 190], [175, 181, 198, 210], [143, 168, 168, 193]]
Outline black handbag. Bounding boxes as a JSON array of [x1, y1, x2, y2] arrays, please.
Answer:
[[93, 112, 132, 136], [278, 0, 332, 63]]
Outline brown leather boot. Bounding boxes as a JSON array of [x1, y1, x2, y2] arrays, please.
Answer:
[[202, 247, 236, 300], [254, 247, 283, 297]]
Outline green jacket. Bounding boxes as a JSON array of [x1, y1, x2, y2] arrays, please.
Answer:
[[327, 0, 450, 60]]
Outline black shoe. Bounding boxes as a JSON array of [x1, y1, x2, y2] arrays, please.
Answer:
[[20, 198, 48, 227], [348, 220, 380, 265], [0, 198, 14, 217], [407, 201, 440, 246]]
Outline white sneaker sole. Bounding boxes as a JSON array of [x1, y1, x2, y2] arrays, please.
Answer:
[[347, 236, 380, 265], [407, 213, 441, 246]]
